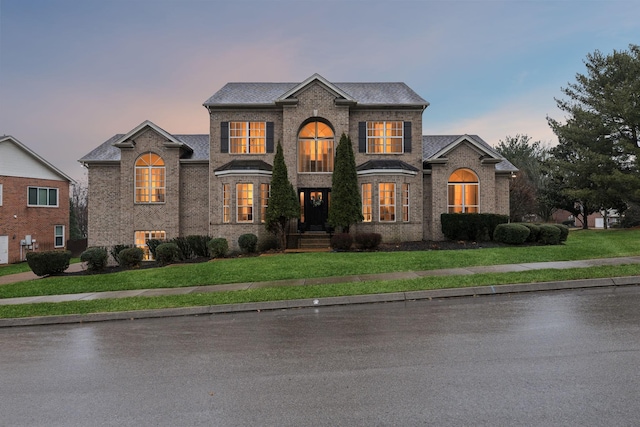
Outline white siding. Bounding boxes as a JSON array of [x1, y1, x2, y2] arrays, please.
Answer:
[[0, 141, 65, 181]]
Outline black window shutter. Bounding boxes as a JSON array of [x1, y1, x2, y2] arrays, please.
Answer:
[[358, 122, 366, 153], [266, 122, 274, 153], [220, 122, 229, 153], [404, 121, 412, 153]]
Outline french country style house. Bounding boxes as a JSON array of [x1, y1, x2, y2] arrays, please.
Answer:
[[79, 74, 516, 254], [1, 136, 72, 264]]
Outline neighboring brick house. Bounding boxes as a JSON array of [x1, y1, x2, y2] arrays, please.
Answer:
[[0, 136, 72, 264], [79, 74, 516, 253]]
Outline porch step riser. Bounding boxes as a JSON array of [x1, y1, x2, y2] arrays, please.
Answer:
[[299, 237, 331, 249]]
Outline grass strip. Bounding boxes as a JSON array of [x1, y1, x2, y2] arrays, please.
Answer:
[[2, 263, 640, 319]]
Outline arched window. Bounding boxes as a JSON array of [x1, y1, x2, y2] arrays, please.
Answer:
[[135, 153, 165, 203], [298, 120, 334, 173], [448, 168, 478, 213]]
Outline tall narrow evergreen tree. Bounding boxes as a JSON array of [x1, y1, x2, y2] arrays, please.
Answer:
[[328, 133, 363, 233], [265, 141, 299, 249]]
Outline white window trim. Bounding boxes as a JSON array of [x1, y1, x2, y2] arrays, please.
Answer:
[[447, 182, 480, 213], [134, 154, 166, 204], [54, 225, 65, 248], [0, 183, 3, 206], [366, 121, 404, 154], [378, 182, 396, 223], [362, 183, 372, 223], [27, 186, 59, 207], [402, 183, 410, 222], [223, 184, 230, 223]]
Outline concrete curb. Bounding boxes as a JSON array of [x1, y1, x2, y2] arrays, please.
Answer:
[[1, 275, 639, 328]]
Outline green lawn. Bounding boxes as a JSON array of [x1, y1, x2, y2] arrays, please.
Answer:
[[1, 229, 640, 319]]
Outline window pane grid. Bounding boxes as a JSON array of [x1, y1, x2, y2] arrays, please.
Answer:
[[135, 230, 166, 260], [367, 121, 403, 153], [260, 183, 270, 223], [135, 153, 165, 203], [362, 183, 372, 222], [379, 183, 396, 222], [402, 183, 409, 222], [27, 186, 58, 206], [223, 184, 230, 223], [298, 121, 334, 173], [236, 183, 253, 222], [229, 122, 266, 154]]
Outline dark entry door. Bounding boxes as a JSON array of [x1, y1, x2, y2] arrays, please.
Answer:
[[300, 188, 330, 232]]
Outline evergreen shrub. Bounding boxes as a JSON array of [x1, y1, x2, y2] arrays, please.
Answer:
[[146, 239, 165, 259], [257, 234, 279, 252], [330, 233, 353, 251], [520, 223, 541, 242], [493, 223, 530, 245], [26, 250, 72, 277], [354, 233, 382, 250], [110, 244, 133, 264], [186, 235, 210, 257], [238, 234, 258, 253], [170, 237, 192, 259], [80, 247, 109, 272], [441, 213, 509, 241], [155, 243, 182, 266], [208, 238, 228, 259], [538, 224, 561, 245], [118, 247, 144, 269], [553, 224, 569, 242]]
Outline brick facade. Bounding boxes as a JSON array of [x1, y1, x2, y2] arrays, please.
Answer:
[[81, 75, 515, 253], [0, 176, 70, 264]]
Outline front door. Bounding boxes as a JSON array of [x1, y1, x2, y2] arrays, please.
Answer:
[[299, 189, 330, 232]]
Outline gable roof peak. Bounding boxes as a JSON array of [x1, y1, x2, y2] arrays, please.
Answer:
[[276, 73, 356, 103]]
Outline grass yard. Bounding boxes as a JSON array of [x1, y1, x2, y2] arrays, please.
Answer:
[[1, 229, 640, 319]]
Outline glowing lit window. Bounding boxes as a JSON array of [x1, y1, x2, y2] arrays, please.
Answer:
[[223, 184, 230, 223], [260, 183, 270, 223], [135, 230, 166, 260], [448, 169, 479, 213], [236, 183, 253, 222], [367, 121, 403, 153], [379, 183, 395, 222], [362, 183, 372, 222], [402, 183, 409, 222], [135, 153, 165, 203], [229, 122, 266, 154], [298, 121, 334, 172]]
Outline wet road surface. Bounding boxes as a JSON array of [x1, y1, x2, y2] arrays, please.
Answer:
[[1, 286, 639, 426]]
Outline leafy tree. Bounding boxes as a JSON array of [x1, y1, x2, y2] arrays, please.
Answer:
[[546, 44, 640, 227], [265, 141, 299, 249], [328, 133, 363, 233], [496, 135, 549, 221]]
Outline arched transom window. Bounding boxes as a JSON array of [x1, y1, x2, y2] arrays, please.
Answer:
[[135, 153, 165, 203], [298, 121, 334, 173], [448, 168, 478, 213]]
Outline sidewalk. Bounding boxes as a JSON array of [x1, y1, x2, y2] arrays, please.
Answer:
[[2, 256, 640, 327]]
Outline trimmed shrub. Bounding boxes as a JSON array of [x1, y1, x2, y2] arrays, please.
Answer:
[[257, 234, 280, 252], [354, 233, 382, 250], [80, 247, 109, 272], [553, 224, 569, 242], [330, 233, 353, 251], [538, 224, 561, 245], [186, 235, 210, 258], [155, 243, 182, 266], [146, 239, 165, 260], [238, 233, 258, 253], [110, 244, 133, 264], [493, 223, 530, 245], [520, 223, 541, 243], [170, 237, 191, 260], [441, 213, 509, 241], [208, 238, 228, 259], [118, 247, 144, 269], [26, 250, 71, 277]]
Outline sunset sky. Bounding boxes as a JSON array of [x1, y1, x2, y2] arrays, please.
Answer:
[[1, 0, 639, 182]]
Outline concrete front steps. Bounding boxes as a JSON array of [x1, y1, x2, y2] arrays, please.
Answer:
[[295, 232, 331, 251]]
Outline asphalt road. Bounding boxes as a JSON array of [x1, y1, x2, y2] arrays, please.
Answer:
[[1, 286, 639, 426]]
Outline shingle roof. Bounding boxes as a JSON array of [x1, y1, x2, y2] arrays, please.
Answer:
[[356, 160, 419, 172], [79, 134, 209, 163], [204, 81, 428, 107], [422, 135, 518, 172], [214, 160, 273, 172]]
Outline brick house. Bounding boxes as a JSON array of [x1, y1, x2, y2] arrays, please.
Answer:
[[0, 136, 72, 264], [79, 74, 516, 253]]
